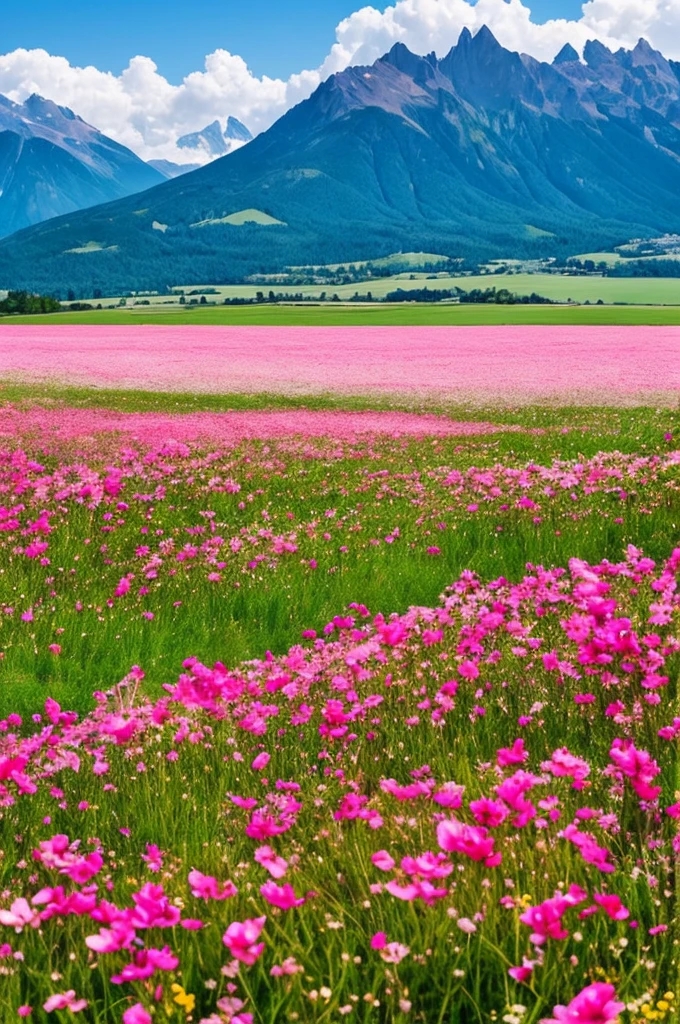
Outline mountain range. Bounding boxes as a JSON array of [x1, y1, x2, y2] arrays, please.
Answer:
[[2, 27, 680, 295], [0, 93, 164, 237]]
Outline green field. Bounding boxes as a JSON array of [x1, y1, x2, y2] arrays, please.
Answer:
[[51, 272, 680, 308], [7, 301, 680, 326]]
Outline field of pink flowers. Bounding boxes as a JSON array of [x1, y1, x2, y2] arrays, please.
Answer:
[[0, 399, 679, 1023], [2, 325, 680, 404], [0, 406, 511, 450]]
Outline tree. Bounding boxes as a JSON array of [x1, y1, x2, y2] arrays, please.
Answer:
[[0, 290, 62, 316]]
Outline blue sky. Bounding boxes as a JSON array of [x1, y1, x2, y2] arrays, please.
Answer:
[[3, 0, 585, 80]]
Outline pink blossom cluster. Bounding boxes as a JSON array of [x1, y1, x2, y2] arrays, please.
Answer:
[[0, 404, 510, 450], [0, 542, 678, 1018]]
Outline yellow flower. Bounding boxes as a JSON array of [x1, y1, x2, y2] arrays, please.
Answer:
[[171, 984, 196, 1014], [657, 1002, 670, 1012]]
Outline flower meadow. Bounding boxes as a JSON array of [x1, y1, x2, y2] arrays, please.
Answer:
[[2, 324, 680, 404], [0, 400, 679, 1023]]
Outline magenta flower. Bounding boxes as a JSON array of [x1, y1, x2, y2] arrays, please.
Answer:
[[251, 751, 271, 771], [43, 991, 88, 1013], [122, 1006, 152, 1024], [188, 869, 237, 901], [260, 881, 305, 910], [592, 893, 629, 921], [437, 819, 501, 867], [543, 982, 624, 1024], [371, 850, 396, 872], [223, 916, 266, 965], [253, 845, 288, 879], [110, 946, 179, 984], [141, 844, 164, 873]]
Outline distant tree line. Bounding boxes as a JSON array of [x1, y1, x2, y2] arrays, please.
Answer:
[[0, 290, 61, 315], [218, 286, 555, 306], [606, 260, 680, 278], [384, 286, 554, 304]]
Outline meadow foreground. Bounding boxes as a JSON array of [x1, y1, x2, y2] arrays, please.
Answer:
[[0, 401, 678, 1022]]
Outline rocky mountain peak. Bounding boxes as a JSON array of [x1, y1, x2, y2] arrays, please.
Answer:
[[553, 43, 580, 66]]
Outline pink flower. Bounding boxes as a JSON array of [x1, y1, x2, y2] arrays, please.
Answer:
[[251, 752, 271, 771], [561, 825, 615, 873], [432, 782, 464, 809], [43, 991, 88, 1013], [378, 621, 408, 646], [543, 982, 624, 1024], [270, 957, 303, 977], [122, 1006, 152, 1024], [437, 819, 501, 867], [111, 946, 179, 984], [371, 850, 396, 872], [141, 844, 164, 873], [260, 881, 305, 910], [85, 920, 137, 954], [188, 869, 237, 901], [129, 883, 180, 929], [0, 898, 41, 932], [592, 893, 629, 921], [469, 797, 509, 828], [609, 739, 661, 802], [223, 916, 266, 965], [542, 748, 591, 789], [254, 846, 288, 879], [497, 739, 527, 767], [508, 959, 537, 984], [379, 942, 410, 964]]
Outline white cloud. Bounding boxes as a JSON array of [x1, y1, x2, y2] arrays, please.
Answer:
[[0, 0, 678, 164]]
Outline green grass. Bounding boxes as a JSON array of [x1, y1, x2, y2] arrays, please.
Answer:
[[3, 381, 679, 422], [191, 209, 287, 228], [9, 302, 680, 326]]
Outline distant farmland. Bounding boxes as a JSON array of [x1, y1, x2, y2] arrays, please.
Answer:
[[53, 273, 680, 309]]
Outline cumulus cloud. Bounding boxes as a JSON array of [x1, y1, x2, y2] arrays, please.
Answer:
[[0, 0, 678, 163]]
